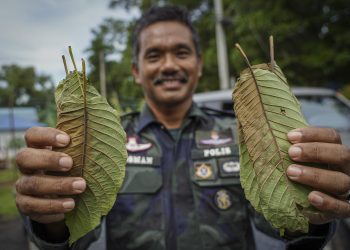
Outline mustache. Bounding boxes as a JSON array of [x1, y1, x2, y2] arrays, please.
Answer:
[[153, 72, 188, 86]]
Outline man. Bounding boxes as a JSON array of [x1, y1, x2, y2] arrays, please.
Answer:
[[16, 5, 350, 250]]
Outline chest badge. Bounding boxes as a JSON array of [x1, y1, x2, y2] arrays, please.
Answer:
[[194, 163, 214, 180], [200, 131, 232, 146], [126, 136, 152, 152], [214, 189, 232, 210], [223, 161, 240, 173]]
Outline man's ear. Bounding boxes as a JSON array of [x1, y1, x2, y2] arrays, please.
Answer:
[[132, 63, 141, 85]]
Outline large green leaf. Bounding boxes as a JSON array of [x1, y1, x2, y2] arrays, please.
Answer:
[[54, 49, 127, 245], [233, 61, 315, 234]]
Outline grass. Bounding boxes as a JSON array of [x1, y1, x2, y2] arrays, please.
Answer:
[[0, 187, 18, 218], [0, 168, 19, 218], [0, 168, 18, 183]]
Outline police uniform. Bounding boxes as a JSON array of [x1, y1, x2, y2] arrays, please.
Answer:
[[25, 103, 334, 250]]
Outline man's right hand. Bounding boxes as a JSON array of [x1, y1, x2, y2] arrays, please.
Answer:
[[15, 127, 86, 224]]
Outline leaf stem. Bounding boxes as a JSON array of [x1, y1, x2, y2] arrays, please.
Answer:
[[67, 46, 84, 94], [269, 36, 275, 71], [69, 46, 77, 71], [82, 59, 87, 99], [235, 43, 258, 86], [81, 59, 87, 177], [62, 55, 68, 76], [235, 43, 253, 69]]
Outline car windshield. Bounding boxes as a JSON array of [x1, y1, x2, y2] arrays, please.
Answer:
[[298, 95, 350, 131]]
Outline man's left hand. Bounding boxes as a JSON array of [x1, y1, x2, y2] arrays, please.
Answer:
[[287, 127, 350, 224]]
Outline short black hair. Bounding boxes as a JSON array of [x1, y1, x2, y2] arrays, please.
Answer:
[[132, 5, 201, 66]]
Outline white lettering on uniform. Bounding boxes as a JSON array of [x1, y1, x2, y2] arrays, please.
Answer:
[[127, 155, 153, 165], [203, 147, 232, 157]]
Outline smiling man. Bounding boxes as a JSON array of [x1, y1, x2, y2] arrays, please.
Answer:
[[132, 18, 202, 129], [16, 5, 350, 250]]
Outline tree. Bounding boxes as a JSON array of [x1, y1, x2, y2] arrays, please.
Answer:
[[85, 0, 350, 111], [0, 65, 56, 125], [0, 65, 36, 107], [85, 19, 144, 111]]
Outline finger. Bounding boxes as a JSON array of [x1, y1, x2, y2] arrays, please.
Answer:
[[16, 176, 86, 196], [16, 193, 75, 215], [302, 209, 334, 225], [25, 127, 70, 148], [288, 142, 350, 167], [308, 191, 350, 219], [288, 127, 341, 144], [30, 213, 65, 224], [287, 164, 350, 195], [16, 148, 73, 174]]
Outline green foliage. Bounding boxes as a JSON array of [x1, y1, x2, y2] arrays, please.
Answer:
[[94, 0, 350, 111], [0, 187, 18, 218], [54, 51, 127, 245], [0, 65, 36, 106], [0, 169, 18, 183], [229, 0, 350, 87], [7, 138, 25, 149], [85, 19, 144, 111], [0, 64, 56, 125], [233, 61, 319, 234], [340, 84, 350, 99]]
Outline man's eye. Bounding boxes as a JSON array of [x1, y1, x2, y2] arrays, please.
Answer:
[[146, 53, 160, 62], [177, 50, 190, 58]]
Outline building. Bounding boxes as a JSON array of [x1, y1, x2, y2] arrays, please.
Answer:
[[0, 107, 46, 168]]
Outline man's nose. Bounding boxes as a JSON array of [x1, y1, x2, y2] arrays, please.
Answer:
[[160, 54, 179, 72]]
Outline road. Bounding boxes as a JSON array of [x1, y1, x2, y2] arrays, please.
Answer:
[[0, 217, 28, 250]]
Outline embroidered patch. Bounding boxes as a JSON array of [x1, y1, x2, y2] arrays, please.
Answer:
[[223, 161, 240, 173], [199, 131, 232, 146], [126, 136, 152, 152], [127, 155, 154, 165], [194, 163, 214, 180], [203, 146, 232, 158], [214, 189, 232, 210]]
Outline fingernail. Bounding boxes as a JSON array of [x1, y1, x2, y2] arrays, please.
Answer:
[[287, 165, 302, 177], [289, 146, 302, 158], [310, 194, 324, 206], [72, 179, 86, 192], [56, 134, 70, 146], [288, 131, 302, 142], [62, 200, 75, 209], [59, 157, 73, 169]]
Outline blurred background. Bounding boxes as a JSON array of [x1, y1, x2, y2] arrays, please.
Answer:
[[0, 0, 349, 249]]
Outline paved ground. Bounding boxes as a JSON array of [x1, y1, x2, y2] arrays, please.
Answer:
[[1, 216, 350, 250], [0, 217, 29, 250]]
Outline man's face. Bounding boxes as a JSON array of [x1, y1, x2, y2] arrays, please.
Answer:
[[132, 21, 202, 107]]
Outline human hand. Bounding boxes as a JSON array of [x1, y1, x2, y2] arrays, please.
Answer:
[[286, 127, 350, 224], [15, 127, 86, 224]]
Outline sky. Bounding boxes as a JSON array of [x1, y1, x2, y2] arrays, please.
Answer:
[[0, 0, 138, 84]]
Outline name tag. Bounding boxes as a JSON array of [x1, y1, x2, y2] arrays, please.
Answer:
[[127, 155, 154, 165], [203, 147, 232, 158]]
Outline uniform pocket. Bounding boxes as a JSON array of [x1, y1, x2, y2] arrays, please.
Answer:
[[190, 145, 251, 249], [119, 165, 162, 194], [109, 157, 164, 249]]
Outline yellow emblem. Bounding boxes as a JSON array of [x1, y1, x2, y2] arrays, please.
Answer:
[[194, 163, 213, 180], [215, 189, 232, 210]]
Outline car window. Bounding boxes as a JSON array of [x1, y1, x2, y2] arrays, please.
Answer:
[[297, 95, 350, 131]]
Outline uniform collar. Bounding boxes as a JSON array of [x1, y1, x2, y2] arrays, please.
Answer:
[[136, 102, 210, 134]]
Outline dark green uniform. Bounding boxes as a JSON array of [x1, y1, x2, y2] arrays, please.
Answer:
[[25, 103, 333, 250]]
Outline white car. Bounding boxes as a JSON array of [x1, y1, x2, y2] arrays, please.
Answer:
[[194, 87, 350, 147], [194, 87, 350, 249]]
